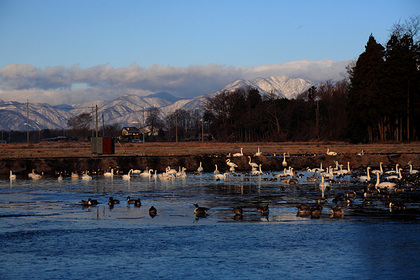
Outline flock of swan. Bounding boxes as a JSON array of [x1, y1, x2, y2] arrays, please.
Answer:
[[7, 146, 420, 218]]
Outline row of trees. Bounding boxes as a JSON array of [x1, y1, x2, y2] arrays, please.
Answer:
[[204, 17, 420, 143], [347, 17, 420, 142]]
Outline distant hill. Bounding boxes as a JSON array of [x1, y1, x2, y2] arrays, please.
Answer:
[[0, 76, 314, 130]]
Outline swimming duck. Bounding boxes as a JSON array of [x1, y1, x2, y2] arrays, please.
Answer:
[[389, 201, 406, 212], [193, 204, 210, 217], [310, 204, 323, 218], [330, 205, 344, 218], [81, 198, 98, 206], [233, 207, 243, 216], [149, 206, 157, 217], [108, 197, 120, 206], [296, 204, 311, 216], [256, 205, 269, 216]]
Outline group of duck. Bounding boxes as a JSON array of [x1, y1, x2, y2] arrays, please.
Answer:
[[82, 196, 157, 217]]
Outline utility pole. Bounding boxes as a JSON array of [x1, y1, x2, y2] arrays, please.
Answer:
[[26, 100, 29, 146], [95, 105, 98, 138], [175, 111, 178, 143], [201, 118, 204, 143], [142, 107, 145, 143], [91, 106, 94, 138], [102, 113, 105, 137]]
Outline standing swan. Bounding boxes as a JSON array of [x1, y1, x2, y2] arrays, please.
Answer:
[[197, 162, 203, 173], [232, 148, 243, 157], [282, 153, 287, 167], [248, 156, 259, 169], [122, 169, 134, 180]]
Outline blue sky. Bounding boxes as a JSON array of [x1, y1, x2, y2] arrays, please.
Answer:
[[0, 0, 418, 104]]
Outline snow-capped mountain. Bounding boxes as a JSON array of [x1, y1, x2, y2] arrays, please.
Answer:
[[0, 76, 314, 131], [220, 76, 313, 99]]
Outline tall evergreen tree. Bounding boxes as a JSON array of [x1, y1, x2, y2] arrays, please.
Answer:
[[346, 35, 385, 142]]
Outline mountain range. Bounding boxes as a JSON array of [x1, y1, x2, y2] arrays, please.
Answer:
[[0, 76, 313, 131]]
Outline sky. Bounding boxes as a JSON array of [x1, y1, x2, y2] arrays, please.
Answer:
[[0, 0, 418, 105]]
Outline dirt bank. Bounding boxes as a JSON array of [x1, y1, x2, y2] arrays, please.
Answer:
[[1, 141, 419, 176]]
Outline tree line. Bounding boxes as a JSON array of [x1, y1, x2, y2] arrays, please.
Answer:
[[205, 17, 420, 143]]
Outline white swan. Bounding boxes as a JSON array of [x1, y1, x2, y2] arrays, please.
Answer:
[[232, 148, 243, 157], [251, 164, 263, 175], [357, 150, 364, 156], [282, 153, 287, 167], [122, 169, 134, 180], [319, 174, 329, 198], [371, 162, 383, 175], [81, 171, 92, 180], [71, 172, 79, 179], [159, 172, 175, 181], [409, 164, 419, 174], [385, 168, 402, 181], [254, 147, 262, 157], [359, 167, 371, 182], [385, 164, 399, 175], [176, 167, 187, 177], [214, 172, 229, 180], [375, 173, 396, 190], [166, 166, 177, 175], [326, 148, 337, 156], [197, 162, 203, 173], [274, 168, 289, 177], [248, 156, 258, 169], [140, 169, 154, 178], [226, 159, 238, 169], [28, 169, 42, 180], [104, 169, 114, 177], [9, 170, 16, 180], [132, 169, 142, 174], [214, 164, 220, 174]]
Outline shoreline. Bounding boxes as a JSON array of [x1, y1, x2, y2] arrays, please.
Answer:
[[1, 141, 419, 176]]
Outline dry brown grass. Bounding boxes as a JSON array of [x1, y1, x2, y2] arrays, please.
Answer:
[[1, 141, 420, 159]]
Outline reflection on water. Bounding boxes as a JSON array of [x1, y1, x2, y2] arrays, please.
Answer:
[[1, 171, 420, 279]]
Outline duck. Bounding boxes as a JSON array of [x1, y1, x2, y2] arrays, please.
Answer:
[[197, 162, 203, 173], [108, 197, 120, 206], [296, 204, 311, 216], [81, 198, 98, 206], [307, 170, 318, 182], [149, 206, 157, 217], [9, 170, 16, 180], [233, 207, 243, 216], [127, 196, 141, 205], [310, 204, 323, 218], [193, 204, 210, 217], [330, 205, 344, 218], [389, 201, 406, 212], [256, 205, 269, 216]]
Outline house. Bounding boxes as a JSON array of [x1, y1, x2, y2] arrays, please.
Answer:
[[120, 127, 140, 141]]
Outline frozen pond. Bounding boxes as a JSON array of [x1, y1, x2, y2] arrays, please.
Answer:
[[1, 171, 420, 279]]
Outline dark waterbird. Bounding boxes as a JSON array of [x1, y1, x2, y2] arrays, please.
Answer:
[[256, 205, 269, 216], [194, 204, 210, 218], [127, 196, 141, 206], [108, 197, 120, 206], [330, 205, 344, 218], [81, 198, 98, 206], [149, 206, 157, 217]]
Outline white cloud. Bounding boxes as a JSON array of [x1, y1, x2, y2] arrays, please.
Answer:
[[0, 59, 351, 105]]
